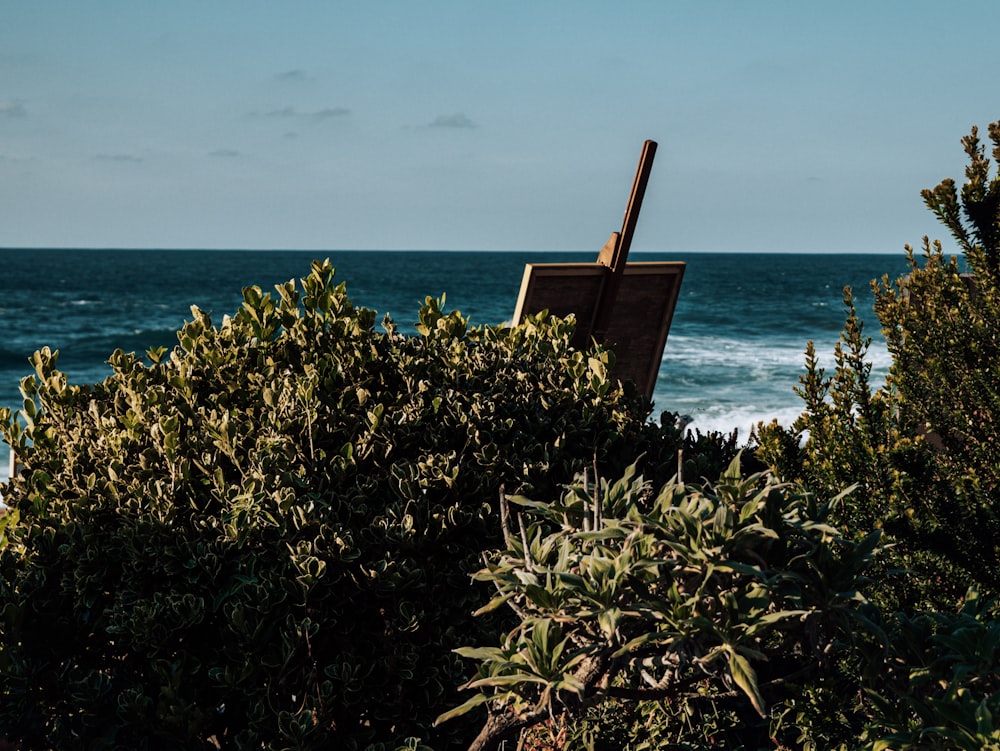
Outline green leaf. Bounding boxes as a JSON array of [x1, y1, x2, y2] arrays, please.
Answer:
[[524, 583, 557, 611], [597, 607, 622, 639], [752, 609, 809, 627], [473, 593, 515, 617], [453, 645, 509, 661], [433, 693, 491, 726], [612, 629, 676, 659], [728, 649, 765, 717], [466, 674, 550, 690]]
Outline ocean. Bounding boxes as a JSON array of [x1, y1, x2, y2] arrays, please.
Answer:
[[0, 249, 912, 476]]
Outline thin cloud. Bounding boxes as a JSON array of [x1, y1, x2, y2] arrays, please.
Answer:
[[95, 153, 143, 163], [263, 106, 297, 118], [312, 107, 350, 119], [276, 69, 309, 83], [210, 148, 241, 158], [253, 105, 350, 120], [0, 100, 27, 118], [428, 112, 477, 129]]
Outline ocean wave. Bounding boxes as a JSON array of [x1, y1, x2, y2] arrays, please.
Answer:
[[651, 333, 895, 438], [686, 404, 805, 441], [663, 334, 893, 374]]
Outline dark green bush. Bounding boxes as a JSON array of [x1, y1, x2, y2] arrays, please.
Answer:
[[862, 590, 1000, 751], [0, 260, 734, 750]]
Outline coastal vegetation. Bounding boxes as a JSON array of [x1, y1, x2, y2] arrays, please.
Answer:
[[0, 261, 733, 749], [0, 120, 998, 750], [757, 120, 1000, 613], [438, 120, 1000, 749], [437, 458, 881, 751]]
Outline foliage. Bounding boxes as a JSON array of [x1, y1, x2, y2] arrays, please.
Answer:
[[757, 289, 897, 525], [756, 120, 1000, 611], [753, 120, 1000, 749], [0, 259, 725, 750], [864, 590, 1000, 751], [921, 121, 1000, 275], [439, 456, 881, 751]]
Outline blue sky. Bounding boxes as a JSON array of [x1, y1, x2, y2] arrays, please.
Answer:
[[2, 1, 999, 253]]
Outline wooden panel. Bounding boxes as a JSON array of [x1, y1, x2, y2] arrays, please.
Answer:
[[603, 262, 685, 397], [512, 261, 685, 397], [512, 263, 608, 349], [510, 143, 681, 398]]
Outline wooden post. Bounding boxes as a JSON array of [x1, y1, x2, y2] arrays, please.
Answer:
[[592, 139, 657, 341]]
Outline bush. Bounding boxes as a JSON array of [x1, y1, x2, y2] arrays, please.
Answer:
[[0, 259, 731, 750], [751, 119, 1000, 751], [862, 590, 1000, 751], [756, 120, 1000, 611], [441, 457, 881, 750]]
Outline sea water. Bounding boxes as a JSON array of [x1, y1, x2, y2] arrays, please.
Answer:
[[0, 249, 911, 478]]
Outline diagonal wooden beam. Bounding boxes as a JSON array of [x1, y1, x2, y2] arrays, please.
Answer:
[[593, 139, 657, 339]]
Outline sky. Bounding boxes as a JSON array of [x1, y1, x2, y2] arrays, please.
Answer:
[[2, 1, 999, 254]]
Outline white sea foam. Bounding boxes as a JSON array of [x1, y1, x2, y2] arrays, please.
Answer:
[[651, 334, 894, 440], [663, 334, 892, 374], [685, 404, 806, 440]]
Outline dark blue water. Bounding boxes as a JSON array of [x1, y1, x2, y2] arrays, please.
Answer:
[[0, 249, 911, 475]]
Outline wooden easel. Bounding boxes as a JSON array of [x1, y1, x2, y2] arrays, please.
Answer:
[[511, 140, 685, 398]]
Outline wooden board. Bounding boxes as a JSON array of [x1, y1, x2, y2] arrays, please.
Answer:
[[601, 262, 685, 397], [509, 140, 684, 398], [511, 263, 607, 350], [512, 261, 685, 397]]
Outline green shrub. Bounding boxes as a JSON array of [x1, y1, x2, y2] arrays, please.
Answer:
[[756, 120, 1000, 611], [861, 589, 1000, 751], [0, 260, 723, 750], [441, 456, 880, 751]]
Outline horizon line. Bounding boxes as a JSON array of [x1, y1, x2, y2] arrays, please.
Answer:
[[0, 246, 906, 255]]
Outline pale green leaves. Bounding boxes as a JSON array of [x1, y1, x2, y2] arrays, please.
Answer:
[[727, 646, 765, 717], [444, 458, 879, 739], [437, 618, 588, 726]]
